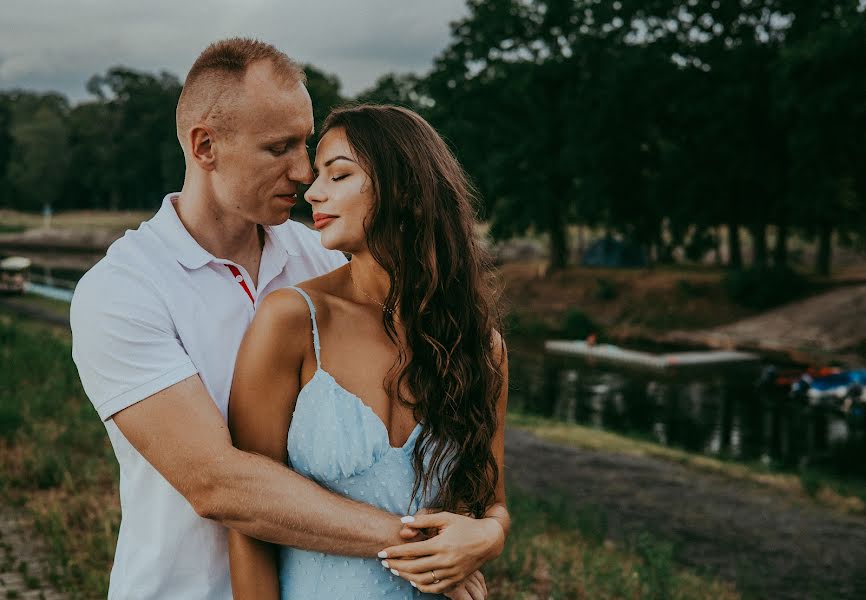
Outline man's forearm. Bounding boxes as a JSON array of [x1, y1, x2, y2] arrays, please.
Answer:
[[197, 447, 404, 556]]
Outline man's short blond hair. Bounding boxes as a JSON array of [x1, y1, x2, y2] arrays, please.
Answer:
[[176, 37, 305, 151]]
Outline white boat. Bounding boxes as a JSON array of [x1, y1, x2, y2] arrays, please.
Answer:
[[0, 256, 31, 294]]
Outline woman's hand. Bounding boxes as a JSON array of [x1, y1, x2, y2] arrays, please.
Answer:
[[378, 512, 505, 595]]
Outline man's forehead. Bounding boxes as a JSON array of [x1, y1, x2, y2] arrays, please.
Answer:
[[238, 77, 313, 136]]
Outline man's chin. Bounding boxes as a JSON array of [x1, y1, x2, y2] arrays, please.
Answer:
[[260, 210, 293, 227]]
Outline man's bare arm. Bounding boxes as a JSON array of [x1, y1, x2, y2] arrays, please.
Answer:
[[112, 373, 405, 556]]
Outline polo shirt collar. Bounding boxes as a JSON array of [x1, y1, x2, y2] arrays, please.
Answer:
[[151, 193, 300, 271]]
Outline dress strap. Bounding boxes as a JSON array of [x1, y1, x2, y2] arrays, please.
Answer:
[[287, 286, 321, 369]]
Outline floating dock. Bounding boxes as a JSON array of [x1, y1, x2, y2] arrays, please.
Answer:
[[544, 340, 760, 373]]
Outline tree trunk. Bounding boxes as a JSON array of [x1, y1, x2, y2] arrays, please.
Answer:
[[545, 173, 570, 271], [727, 223, 742, 269], [110, 188, 121, 211], [773, 221, 789, 268], [816, 224, 833, 276], [714, 227, 723, 266], [548, 214, 568, 272], [751, 224, 768, 269], [656, 220, 673, 264]]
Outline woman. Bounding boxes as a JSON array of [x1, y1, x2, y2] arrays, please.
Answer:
[[227, 104, 510, 599]]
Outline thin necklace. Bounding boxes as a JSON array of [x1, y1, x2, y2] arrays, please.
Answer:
[[348, 262, 398, 318]]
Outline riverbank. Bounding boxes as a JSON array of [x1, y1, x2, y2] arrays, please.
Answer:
[[1, 313, 747, 599], [500, 260, 866, 365]]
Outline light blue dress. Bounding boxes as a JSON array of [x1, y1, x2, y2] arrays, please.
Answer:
[[278, 287, 443, 599]]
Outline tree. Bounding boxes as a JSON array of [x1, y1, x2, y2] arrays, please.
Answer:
[[86, 67, 183, 210], [356, 73, 426, 113], [63, 101, 115, 210], [424, 0, 612, 270], [304, 64, 345, 134], [774, 3, 866, 275], [4, 91, 70, 211], [0, 96, 13, 205]]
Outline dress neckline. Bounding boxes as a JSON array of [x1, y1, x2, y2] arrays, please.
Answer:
[[303, 368, 422, 451]]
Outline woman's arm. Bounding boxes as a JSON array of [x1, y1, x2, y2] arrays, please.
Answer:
[[227, 291, 310, 600], [380, 334, 511, 595]]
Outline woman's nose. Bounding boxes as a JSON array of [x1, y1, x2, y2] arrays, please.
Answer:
[[304, 179, 325, 204]]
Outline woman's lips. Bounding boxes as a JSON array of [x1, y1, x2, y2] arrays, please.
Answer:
[[313, 214, 338, 229]]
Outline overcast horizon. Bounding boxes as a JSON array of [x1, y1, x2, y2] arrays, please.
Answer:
[[0, 1, 468, 103]]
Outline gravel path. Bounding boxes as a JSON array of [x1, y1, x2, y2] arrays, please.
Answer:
[[0, 507, 66, 599], [506, 427, 866, 600]]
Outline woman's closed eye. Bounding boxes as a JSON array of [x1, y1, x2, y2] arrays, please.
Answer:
[[331, 174, 350, 182]]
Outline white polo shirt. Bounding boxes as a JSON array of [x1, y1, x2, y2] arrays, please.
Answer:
[[70, 193, 346, 600]]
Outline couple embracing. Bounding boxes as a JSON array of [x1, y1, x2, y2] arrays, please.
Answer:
[[71, 38, 509, 599]]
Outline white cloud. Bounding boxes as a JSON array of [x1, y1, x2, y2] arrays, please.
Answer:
[[0, 0, 467, 101]]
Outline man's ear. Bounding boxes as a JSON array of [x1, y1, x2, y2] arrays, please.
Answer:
[[189, 125, 217, 171]]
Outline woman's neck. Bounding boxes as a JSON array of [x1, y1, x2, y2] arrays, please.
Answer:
[[348, 254, 395, 311]]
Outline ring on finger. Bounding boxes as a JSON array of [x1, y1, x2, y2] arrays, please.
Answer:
[[430, 570, 441, 584]]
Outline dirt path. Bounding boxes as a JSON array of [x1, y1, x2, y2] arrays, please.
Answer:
[[505, 427, 866, 600], [0, 506, 66, 599]]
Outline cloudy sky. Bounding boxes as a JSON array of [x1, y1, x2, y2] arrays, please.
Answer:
[[0, 0, 468, 103]]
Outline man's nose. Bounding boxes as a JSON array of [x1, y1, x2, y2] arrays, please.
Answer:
[[288, 152, 314, 185]]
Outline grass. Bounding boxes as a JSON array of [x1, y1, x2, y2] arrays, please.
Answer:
[[487, 483, 739, 599], [0, 315, 743, 599], [508, 412, 866, 515], [0, 294, 71, 323], [0, 316, 117, 598]]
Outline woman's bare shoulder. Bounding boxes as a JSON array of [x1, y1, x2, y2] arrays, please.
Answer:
[[248, 287, 317, 351], [288, 265, 352, 315]]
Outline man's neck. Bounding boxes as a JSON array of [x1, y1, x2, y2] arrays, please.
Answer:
[[174, 188, 265, 285]]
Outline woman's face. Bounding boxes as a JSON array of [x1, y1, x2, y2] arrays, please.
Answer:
[[305, 127, 375, 254]]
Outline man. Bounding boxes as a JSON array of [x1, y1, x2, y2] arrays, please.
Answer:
[[71, 38, 500, 599]]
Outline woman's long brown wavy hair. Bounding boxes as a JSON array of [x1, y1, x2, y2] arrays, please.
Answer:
[[320, 104, 503, 517]]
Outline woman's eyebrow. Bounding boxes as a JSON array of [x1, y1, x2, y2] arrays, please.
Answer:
[[314, 155, 356, 173], [324, 155, 355, 167]]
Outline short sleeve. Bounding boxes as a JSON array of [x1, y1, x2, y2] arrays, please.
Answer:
[[70, 263, 198, 421]]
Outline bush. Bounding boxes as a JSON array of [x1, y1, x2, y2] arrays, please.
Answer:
[[562, 309, 601, 339], [504, 311, 554, 338], [595, 278, 618, 301], [675, 278, 702, 298], [635, 531, 675, 600], [723, 266, 808, 309]]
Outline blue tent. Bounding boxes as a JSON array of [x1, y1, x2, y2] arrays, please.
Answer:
[[581, 236, 648, 268]]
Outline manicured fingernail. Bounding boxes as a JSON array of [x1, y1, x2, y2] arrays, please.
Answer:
[[400, 515, 415, 523], [411, 581, 417, 588], [390, 568, 399, 576], [378, 551, 388, 558], [381, 560, 389, 568]]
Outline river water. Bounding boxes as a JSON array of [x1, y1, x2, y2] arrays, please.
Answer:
[[509, 341, 866, 479]]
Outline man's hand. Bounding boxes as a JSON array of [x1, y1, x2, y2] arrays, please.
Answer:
[[379, 512, 505, 595], [444, 571, 487, 600]]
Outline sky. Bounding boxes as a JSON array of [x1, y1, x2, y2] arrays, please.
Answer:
[[0, 0, 468, 103]]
